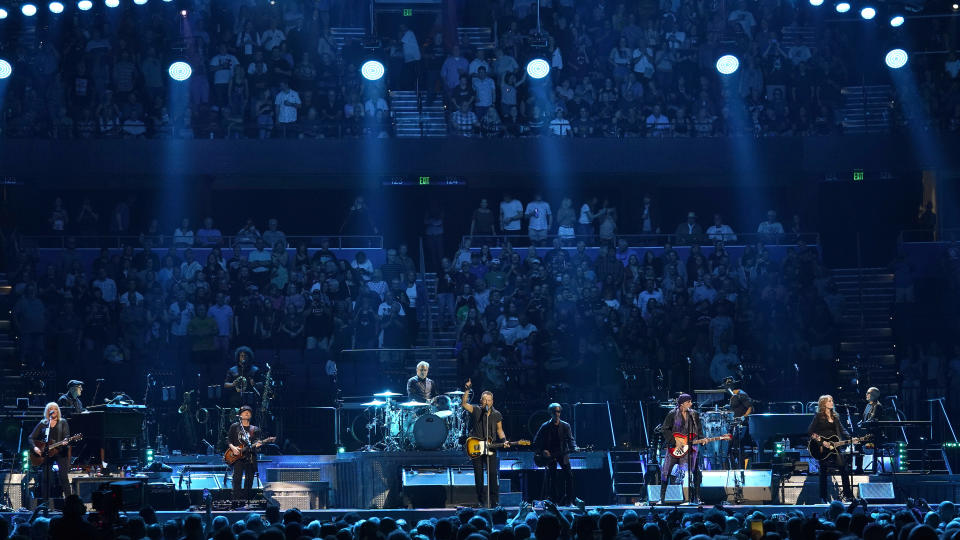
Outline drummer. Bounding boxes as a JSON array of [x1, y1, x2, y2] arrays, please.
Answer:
[[407, 361, 439, 403], [724, 377, 753, 417]]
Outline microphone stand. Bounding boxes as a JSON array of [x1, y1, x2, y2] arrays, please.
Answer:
[[485, 406, 492, 508]]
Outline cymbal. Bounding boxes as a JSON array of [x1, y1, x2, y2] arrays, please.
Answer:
[[373, 391, 402, 397], [361, 400, 387, 407], [445, 390, 466, 396], [399, 401, 430, 407]]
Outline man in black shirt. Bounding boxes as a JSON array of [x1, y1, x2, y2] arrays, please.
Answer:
[[227, 405, 262, 502], [407, 361, 437, 403], [861, 387, 884, 424], [57, 380, 86, 414], [224, 347, 260, 409], [29, 402, 72, 501], [533, 403, 576, 505], [657, 394, 702, 504], [461, 379, 509, 507]]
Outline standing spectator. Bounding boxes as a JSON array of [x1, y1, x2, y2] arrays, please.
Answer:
[[440, 46, 469, 95], [578, 197, 600, 241], [556, 198, 577, 244], [187, 303, 219, 380], [208, 293, 234, 361], [49, 197, 69, 233], [526, 194, 552, 245], [500, 193, 524, 236], [262, 218, 288, 249], [92, 268, 118, 304], [472, 67, 496, 119], [399, 24, 421, 89], [210, 43, 240, 106], [168, 289, 195, 368], [424, 204, 445, 271], [110, 196, 133, 234], [674, 211, 704, 245], [757, 210, 784, 243], [470, 198, 497, 239], [76, 197, 100, 236], [706, 214, 738, 242], [248, 238, 273, 285], [259, 20, 286, 51], [275, 81, 302, 136]]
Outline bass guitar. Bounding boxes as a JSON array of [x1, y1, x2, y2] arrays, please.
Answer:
[[31, 434, 83, 466], [465, 437, 530, 458], [807, 434, 871, 461], [669, 433, 732, 458], [223, 436, 276, 465]]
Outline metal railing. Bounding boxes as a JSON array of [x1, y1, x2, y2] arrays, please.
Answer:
[[461, 231, 821, 248], [20, 234, 383, 249]]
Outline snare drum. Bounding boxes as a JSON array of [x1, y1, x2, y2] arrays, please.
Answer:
[[700, 410, 733, 461]]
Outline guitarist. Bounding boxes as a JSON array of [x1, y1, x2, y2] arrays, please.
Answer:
[[462, 379, 509, 507], [29, 402, 72, 501], [657, 394, 701, 504], [808, 394, 855, 503], [533, 403, 576, 505], [226, 405, 262, 502]]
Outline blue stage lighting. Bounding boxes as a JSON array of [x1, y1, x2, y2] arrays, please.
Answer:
[[360, 60, 385, 81], [134, 0, 148, 5], [885, 48, 908, 69], [0, 7, 8, 17], [49, 1, 64, 13], [835, 2, 850, 12], [860, 6, 876, 18], [715, 54, 740, 75], [0, 59, 12, 79], [809, 0, 824, 6], [525, 58, 551, 79], [21, 3, 38, 15], [168, 61, 192, 81], [78, 0, 92, 8], [889, 15, 904, 26], [105, 0, 119, 7]]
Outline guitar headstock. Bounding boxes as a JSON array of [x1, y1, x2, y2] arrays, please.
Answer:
[[516, 440, 531, 446]]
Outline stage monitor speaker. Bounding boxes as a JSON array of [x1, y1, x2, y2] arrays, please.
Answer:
[[402, 467, 449, 508], [451, 467, 483, 507], [573, 402, 615, 450], [646, 484, 684, 503], [146, 482, 187, 510], [858, 482, 894, 501], [266, 468, 325, 483], [73, 477, 112, 503], [110, 480, 145, 510]]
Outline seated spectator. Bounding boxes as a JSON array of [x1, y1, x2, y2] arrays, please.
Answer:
[[262, 218, 288, 249], [706, 214, 738, 242], [451, 101, 479, 137], [757, 209, 785, 242], [197, 217, 223, 246], [174, 218, 195, 247], [548, 108, 572, 136], [674, 211, 704, 244]]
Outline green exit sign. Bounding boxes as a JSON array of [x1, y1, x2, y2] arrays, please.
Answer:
[[419, 176, 430, 185], [853, 169, 864, 181], [403, 8, 412, 16]]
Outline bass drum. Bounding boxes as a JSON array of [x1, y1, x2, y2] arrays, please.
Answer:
[[409, 413, 449, 450]]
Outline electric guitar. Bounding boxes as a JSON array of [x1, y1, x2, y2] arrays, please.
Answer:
[[465, 437, 530, 458], [31, 434, 83, 466], [223, 436, 276, 465], [669, 433, 732, 458], [807, 434, 871, 461]]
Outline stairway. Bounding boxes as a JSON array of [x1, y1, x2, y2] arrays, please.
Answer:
[[0, 274, 16, 367], [840, 86, 893, 133], [611, 450, 648, 504], [411, 273, 458, 389], [832, 268, 896, 399], [389, 91, 448, 138], [456, 27, 494, 51]]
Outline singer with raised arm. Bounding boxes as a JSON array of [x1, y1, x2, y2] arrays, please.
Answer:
[[808, 395, 856, 503], [29, 402, 73, 501], [461, 379, 509, 507], [226, 405, 262, 503], [657, 394, 702, 504]]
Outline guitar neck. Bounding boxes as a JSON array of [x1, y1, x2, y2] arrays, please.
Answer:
[[691, 436, 727, 445]]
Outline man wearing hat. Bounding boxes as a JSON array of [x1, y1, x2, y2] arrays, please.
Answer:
[[58, 380, 87, 414], [227, 405, 263, 502], [657, 393, 702, 504]]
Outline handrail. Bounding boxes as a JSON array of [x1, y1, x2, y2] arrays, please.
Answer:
[[460, 232, 821, 248], [19, 234, 384, 249]]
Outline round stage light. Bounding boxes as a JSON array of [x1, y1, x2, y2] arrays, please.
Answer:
[[49, 1, 64, 13], [134, 0, 148, 5], [0, 7, 8, 18], [360, 60, 385, 81], [860, 6, 876, 18], [168, 61, 192, 81], [835, 2, 850, 12], [885, 48, 908, 69], [21, 3, 38, 16], [78, 0, 92, 8], [715, 54, 740, 75], [105, 0, 119, 7], [525, 58, 551, 79], [809, 0, 824, 6], [889, 15, 904, 26], [0, 59, 12, 80]]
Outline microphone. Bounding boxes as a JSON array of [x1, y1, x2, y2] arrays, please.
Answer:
[[96, 378, 105, 382]]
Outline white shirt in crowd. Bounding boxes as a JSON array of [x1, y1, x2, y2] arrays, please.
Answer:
[[275, 89, 301, 124], [549, 117, 571, 136], [757, 220, 784, 235], [210, 53, 240, 85], [634, 288, 663, 317], [500, 199, 524, 231], [174, 228, 195, 246], [525, 200, 552, 231], [181, 259, 202, 280], [169, 302, 195, 336], [401, 29, 421, 63], [119, 290, 144, 307], [469, 58, 490, 75], [706, 224, 738, 242], [472, 77, 496, 107], [259, 28, 285, 51], [93, 277, 118, 302], [364, 97, 389, 117], [579, 204, 593, 224]]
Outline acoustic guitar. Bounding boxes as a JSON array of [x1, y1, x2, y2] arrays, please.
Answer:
[[807, 434, 871, 461], [31, 434, 83, 466], [465, 437, 530, 458], [223, 436, 276, 465]]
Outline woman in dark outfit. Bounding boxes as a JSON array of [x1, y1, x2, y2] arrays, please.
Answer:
[[808, 394, 855, 503]]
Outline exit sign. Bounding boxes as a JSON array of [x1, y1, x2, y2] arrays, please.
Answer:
[[853, 169, 864, 181], [419, 176, 430, 185], [403, 8, 412, 15]]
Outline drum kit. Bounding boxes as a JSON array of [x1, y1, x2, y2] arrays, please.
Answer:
[[358, 390, 469, 451]]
